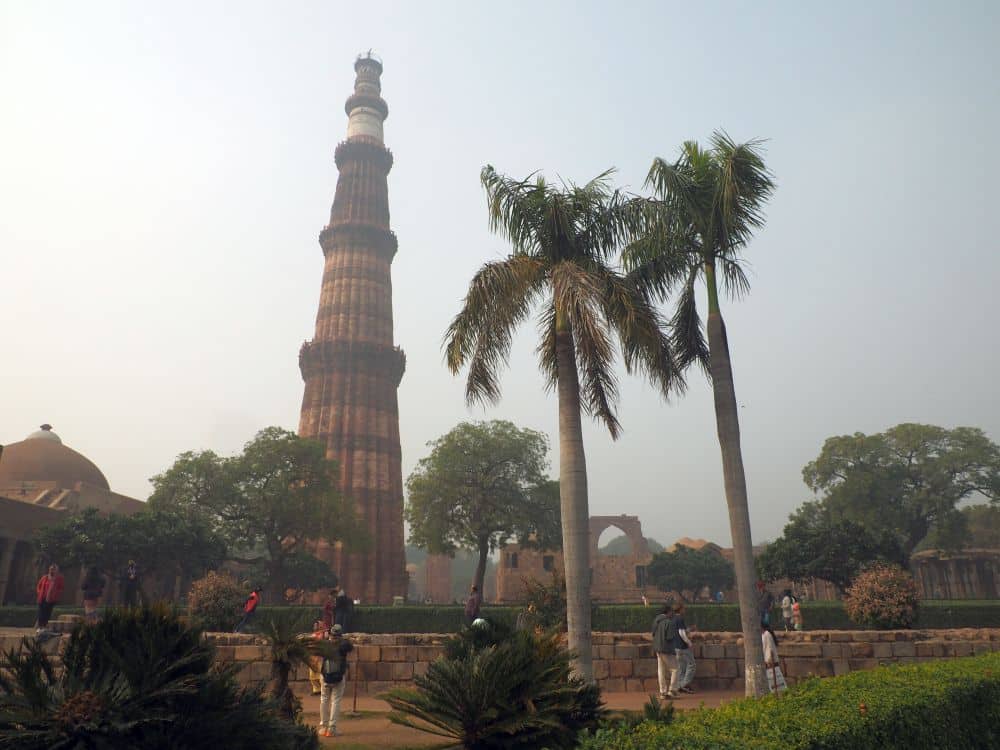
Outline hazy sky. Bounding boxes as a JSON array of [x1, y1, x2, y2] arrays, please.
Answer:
[[3, 1, 998, 550]]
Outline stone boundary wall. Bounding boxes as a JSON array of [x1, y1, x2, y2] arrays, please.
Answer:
[[5, 627, 997, 696], [210, 628, 1000, 696]]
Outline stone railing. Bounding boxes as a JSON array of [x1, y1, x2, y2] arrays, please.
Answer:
[[211, 628, 1000, 696], [6, 625, 999, 696]]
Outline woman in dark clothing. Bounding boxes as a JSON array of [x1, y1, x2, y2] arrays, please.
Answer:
[[81, 566, 106, 624]]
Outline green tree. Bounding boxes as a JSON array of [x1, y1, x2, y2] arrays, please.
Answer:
[[36, 507, 227, 599], [626, 132, 775, 696], [405, 420, 557, 596], [803, 424, 1000, 559], [646, 544, 735, 599], [149, 427, 363, 601], [756, 516, 905, 591], [444, 167, 682, 681]]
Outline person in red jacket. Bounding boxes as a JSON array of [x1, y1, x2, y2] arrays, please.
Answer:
[[234, 586, 261, 633], [35, 563, 65, 632]]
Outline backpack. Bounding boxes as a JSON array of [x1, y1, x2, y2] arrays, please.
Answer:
[[321, 649, 346, 684]]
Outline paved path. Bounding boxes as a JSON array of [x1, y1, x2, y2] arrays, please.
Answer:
[[302, 689, 744, 748]]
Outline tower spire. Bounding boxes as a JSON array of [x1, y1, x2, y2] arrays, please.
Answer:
[[298, 54, 407, 604]]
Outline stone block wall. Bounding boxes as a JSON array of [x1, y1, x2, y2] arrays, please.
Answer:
[[6, 627, 999, 697], [213, 627, 1000, 696]]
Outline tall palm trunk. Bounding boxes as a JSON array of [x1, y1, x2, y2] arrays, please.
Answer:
[[473, 535, 489, 597], [555, 316, 593, 682], [705, 262, 767, 697]]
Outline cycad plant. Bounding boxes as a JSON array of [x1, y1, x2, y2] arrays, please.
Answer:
[[260, 611, 325, 720], [0, 605, 317, 750], [445, 166, 683, 681], [625, 132, 775, 696], [385, 629, 602, 750]]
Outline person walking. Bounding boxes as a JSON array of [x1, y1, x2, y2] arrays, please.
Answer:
[[35, 563, 65, 632], [762, 624, 787, 693], [756, 581, 775, 627], [792, 598, 804, 631], [464, 584, 482, 626], [122, 560, 140, 608], [780, 589, 795, 632], [318, 623, 354, 738], [334, 586, 353, 632], [81, 566, 106, 624], [651, 603, 675, 699], [234, 586, 261, 633], [670, 602, 696, 695]]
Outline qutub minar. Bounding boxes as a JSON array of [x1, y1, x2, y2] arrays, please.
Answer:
[[298, 53, 407, 604]]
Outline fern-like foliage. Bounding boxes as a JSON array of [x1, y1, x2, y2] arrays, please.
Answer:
[[385, 629, 602, 749], [0, 605, 317, 750]]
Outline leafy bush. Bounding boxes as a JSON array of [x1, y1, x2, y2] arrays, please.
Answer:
[[521, 572, 567, 630], [577, 652, 1000, 750], [385, 629, 603, 749], [0, 605, 317, 750], [845, 563, 920, 629], [188, 571, 247, 631], [7, 599, 997, 632]]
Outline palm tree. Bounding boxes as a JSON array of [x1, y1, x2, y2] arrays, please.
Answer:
[[625, 132, 775, 696], [261, 612, 326, 721], [445, 166, 684, 681]]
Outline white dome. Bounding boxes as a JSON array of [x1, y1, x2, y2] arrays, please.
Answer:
[[26, 424, 62, 444]]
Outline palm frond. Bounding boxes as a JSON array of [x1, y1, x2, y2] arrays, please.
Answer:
[[551, 261, 620, 438], [670, 267, 711, 375], [599, 265, 686, 400], [481, 165, 545, 254], [444, 255, 547, 405]]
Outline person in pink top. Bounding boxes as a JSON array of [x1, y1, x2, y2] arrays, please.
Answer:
[[35, 563, 65, 632]]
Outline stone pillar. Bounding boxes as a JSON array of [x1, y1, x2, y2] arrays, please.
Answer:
[[299, 54, 407, 604]]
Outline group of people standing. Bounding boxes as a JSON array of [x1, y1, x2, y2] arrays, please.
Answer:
[[654, 589, 794, 698], [652, 602, 696, 699], [34, 560, 140, 633]]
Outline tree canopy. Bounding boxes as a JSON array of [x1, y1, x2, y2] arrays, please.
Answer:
[[36, 507, 227, 598], [756, 515, 905, 591], [646, 544, 735, 599], [405, 420, 558, 594], [148, 426, 362, 599], [802, 423, 1000, 558]]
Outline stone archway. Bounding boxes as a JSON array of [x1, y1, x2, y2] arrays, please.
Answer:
[[588, 515, 653, 603]]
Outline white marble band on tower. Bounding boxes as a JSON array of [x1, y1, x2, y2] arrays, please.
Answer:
[[346, 54, 386, 142]]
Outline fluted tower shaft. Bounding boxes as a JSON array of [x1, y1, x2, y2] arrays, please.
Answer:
[[299, 55, 406, 604]]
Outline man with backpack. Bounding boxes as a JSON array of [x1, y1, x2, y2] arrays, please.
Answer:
[[234, 586, 261, 633], [319, 623, 354, 738], [651, 603, 675, 699]]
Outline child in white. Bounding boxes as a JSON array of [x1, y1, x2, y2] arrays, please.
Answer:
[[762, 627, 787, 693]]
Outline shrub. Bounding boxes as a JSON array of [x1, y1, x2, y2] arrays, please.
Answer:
[[845, 563, 920, 629], [385, 629, 603, 749], [521, 572, 567, 630], [578, 652, 1000, 750], [0, 605, 317, 749], [188, 571, 246, 631]]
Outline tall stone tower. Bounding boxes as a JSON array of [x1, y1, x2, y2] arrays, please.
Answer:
[[298, 54, 406, 604]]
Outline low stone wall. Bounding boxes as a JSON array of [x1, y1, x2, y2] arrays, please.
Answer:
[[211, 628, 1000, 696], [5, 626, 998, 696]]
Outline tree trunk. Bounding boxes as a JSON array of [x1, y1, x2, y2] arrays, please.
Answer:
[[705, 262, 767, 698], [555, 316, 593, 682], [474, 538, 489, 598]]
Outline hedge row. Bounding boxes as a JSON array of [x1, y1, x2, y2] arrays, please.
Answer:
[[2, 601, 999, 632], [578, 652, 1000, 749]]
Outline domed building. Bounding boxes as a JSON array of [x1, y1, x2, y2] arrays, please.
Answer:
[[0, 424, 144, 604]]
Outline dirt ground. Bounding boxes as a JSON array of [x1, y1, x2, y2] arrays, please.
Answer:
[[301, 689, 743, 749]]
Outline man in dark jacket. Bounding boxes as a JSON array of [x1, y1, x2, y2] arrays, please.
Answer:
[[651, 604, 674, 698], [318, 624, 354, 738], [334, 587, 353, 632]]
